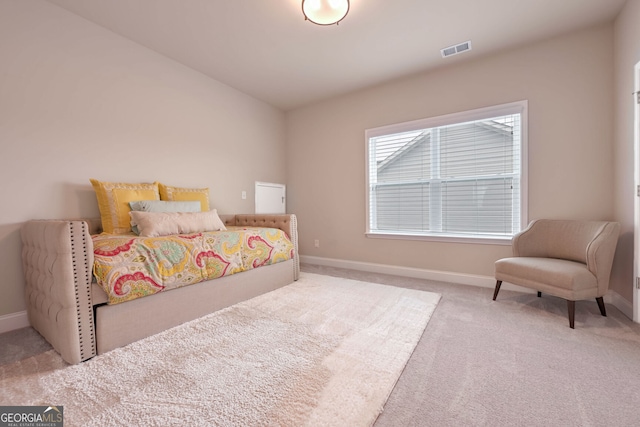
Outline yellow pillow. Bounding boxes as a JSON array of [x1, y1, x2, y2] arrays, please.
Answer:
[[90, 179, 160, 234], [157, 182, 210, 211]]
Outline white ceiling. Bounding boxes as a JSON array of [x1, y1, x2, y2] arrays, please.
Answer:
[[45, 0, 627, 111]]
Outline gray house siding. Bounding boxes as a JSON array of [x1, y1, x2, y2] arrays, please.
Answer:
[[372, 121, 517, 235]]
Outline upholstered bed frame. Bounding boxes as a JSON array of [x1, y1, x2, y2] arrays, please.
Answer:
[[21, 214, 299, 364]]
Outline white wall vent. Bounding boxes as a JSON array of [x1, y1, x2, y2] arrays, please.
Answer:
[[441, 40, 472, 58]]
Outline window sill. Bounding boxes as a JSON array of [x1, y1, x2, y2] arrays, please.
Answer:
[[365, 232, 513, 245]]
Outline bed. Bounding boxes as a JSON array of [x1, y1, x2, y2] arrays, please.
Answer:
[[21, 214, 299, 364]]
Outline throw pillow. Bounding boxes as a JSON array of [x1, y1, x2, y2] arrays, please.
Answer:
[[90, 179, 160, 234], [128, 200, 202, 234], [157, 183, 210, 211], [129, 210, 227, 237]]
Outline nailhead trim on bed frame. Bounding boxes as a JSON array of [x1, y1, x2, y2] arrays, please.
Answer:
[[21, 214, 298, 364], [21, 220, 97, 364], [70, 221, 96, 361]]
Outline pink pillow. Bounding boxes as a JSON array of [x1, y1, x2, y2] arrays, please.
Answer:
[[129, 209, 227, 237]]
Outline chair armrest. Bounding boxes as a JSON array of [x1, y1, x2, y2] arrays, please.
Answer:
[[586, 222, 620, 296], [512, 219, 548, 257]]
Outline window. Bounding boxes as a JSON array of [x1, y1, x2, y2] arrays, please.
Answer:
[[366, 101, 527, 243]]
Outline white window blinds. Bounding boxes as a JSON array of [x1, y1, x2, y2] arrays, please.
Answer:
[[366, 101, 527, 241]]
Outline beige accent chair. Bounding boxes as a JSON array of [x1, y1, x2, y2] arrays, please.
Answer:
[[493, 219, 620, 328]]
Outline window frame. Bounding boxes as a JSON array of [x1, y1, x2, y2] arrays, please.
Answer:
[[365, 100, 528, 245]]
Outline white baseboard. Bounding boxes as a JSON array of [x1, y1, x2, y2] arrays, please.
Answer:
[[605, 290, 634, 319], [0, 311, 29, 334], [300, 255, 636, 320], [300, 255, 536, 293], [3, 258, 632, 331]]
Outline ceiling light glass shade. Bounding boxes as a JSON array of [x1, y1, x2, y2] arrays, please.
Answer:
[[302, 0, 350, 26]]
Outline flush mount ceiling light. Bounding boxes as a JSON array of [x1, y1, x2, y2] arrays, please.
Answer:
[[302, 0, 350, 26]]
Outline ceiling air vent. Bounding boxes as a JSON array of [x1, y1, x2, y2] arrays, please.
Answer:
[[441, 40, 472, 58]]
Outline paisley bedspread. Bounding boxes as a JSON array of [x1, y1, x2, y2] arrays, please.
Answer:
[[92, 226, 294, 305]]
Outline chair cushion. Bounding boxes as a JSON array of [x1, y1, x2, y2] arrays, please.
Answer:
[[495, 257, 597, 300]]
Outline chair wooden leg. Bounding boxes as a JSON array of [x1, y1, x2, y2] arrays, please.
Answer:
[[567, 300, 575, 329], [596, 297, 607, 317], [537, 291, 541, 298], [493, 280, 502, 301]]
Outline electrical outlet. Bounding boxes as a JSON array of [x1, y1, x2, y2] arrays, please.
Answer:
[[314, 239, 320, 248], [241, 191, 247, 200]]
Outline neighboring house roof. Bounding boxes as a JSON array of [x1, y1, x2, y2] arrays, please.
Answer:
[[376, 130, 430, 173], [376, 119, 514, 174]]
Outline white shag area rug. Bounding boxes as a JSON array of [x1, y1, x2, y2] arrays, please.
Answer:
[[0, 272, 440, 427]]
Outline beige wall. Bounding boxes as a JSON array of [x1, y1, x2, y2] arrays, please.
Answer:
[[287, 25, 615, 281], [612, 0, 640, 304], [2, 1, 634, 322], [0, 0, 286, 317]]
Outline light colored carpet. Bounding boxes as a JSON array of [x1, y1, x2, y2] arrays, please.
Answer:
[[0, 272, 440, 427], [303, 265, 640, 427]]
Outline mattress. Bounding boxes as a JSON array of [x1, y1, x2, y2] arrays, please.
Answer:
[[92, 226, 294, 304]]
